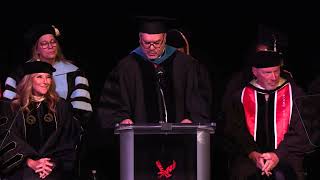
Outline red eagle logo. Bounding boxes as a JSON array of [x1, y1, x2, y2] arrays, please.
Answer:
[[155, 160, 176, 179]]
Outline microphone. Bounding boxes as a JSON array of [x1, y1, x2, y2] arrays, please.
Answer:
[[156, 67, 164, 83], [156, 70, 163, 80], [155, 67, 167, 123]]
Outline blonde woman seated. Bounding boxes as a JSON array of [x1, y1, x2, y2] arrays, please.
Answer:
[[0, 61, 80, 180]]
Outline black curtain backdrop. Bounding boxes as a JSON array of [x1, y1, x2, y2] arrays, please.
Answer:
[[0, 3, 319, 180]]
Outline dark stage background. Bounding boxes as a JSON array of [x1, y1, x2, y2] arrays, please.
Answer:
[[0, 3, 319, 179]]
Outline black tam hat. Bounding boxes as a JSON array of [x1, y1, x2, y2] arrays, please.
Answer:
[[251, 51, 283, 68], [136, 16, 175, 34], [24, 24, 61, 47], [23, 61, 56, 76]]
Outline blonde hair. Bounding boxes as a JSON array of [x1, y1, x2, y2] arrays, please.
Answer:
[[31, 37, 67, 63], [11, 73, 59, 113]]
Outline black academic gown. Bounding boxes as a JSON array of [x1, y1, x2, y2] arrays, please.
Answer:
[[96, 49, 212, 180], [0, 99, 80, 180], [224, 80, 311, 180], [97, 50, 211, 128]]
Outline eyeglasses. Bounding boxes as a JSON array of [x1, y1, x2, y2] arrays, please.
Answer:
[[141, 38, 164, 49], [39, 39, 57, 49]]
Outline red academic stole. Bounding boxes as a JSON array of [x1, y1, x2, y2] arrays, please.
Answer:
[[241, 83, 292, 149]]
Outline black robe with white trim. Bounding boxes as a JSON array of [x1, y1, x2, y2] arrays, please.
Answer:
[[2, 60, 92, 129]]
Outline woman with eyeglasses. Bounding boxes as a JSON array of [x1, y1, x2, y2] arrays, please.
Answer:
[[0, 61, 80, 180], [1, 24, 92, 178], [3, 24, 92, 128]]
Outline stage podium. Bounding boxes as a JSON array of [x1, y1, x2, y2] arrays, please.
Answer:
[[115, 123, 215, 180]]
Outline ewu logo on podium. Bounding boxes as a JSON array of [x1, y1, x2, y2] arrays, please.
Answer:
[[155, 160, 176, 179]]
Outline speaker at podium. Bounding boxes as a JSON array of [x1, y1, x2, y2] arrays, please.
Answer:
[[114, 122, 215, 180]]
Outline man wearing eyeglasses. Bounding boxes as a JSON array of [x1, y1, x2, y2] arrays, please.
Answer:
[[97, 16, 212, 126], [96, 16, 213, 180]]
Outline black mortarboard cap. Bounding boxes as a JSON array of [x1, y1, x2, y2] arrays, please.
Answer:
[[23, 61, 56, 76], [24, 24, 61, 47], [136, 16, 175, 34], [251, 51, 283, 68]]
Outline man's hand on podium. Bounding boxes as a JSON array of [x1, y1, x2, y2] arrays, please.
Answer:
[[180, 119, 192, 124], [120, 119, 134, 125]]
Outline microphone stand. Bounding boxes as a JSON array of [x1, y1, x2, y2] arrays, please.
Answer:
[[156, 68, 168, 124], [158, 86, 168, 123]]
